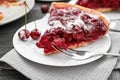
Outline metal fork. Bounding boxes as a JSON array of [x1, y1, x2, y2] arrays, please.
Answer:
[[52, 45, 120, 60]]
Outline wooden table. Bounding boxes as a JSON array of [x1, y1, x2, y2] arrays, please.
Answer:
[[0, 1, 51, 80]]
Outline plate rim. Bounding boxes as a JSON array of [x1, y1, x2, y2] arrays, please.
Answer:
[[12, 17, 111, 67]]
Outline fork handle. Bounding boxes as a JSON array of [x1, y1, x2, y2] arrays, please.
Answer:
[[91, 52, 120, 57]]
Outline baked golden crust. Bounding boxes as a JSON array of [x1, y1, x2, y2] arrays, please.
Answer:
[[45, 2, 110, 55], [0, 13, 3, 21], [96, 8, 120, 12]]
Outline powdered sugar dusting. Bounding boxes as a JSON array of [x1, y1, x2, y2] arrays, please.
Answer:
[[48, 7, 99, 30], [19, 30, 26, 38]]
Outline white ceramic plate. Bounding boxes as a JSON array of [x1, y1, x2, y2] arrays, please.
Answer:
[[13, 14, 111, 67], [0, 0, 35, 26], [70, 0, 120, 20]]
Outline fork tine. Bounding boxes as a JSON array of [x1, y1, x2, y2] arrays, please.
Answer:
[[67, 48, 86, 55], [52, 45, 63, 52], [52, 45, 73, 57], [66, 48, 76, 53], [52, 45, 98, 60]]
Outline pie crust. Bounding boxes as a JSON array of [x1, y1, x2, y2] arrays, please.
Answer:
[[0, 12, 3, 21], [89, 8, 120, 13]]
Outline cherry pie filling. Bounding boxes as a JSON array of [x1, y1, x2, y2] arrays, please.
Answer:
[[36, 7, 108, 54], [76, 0, 120, 9]]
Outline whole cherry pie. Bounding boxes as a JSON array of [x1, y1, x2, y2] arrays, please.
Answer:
[[76, 0, 120, 12], [36, 2, 110, 55]]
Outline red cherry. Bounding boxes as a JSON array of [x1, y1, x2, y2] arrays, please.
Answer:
[[18, 29, 30, 40], [51, 38, 67, 50], [30, 29, 41, 40], [72, 8, 80, 15], [41, 4, 49, 13]]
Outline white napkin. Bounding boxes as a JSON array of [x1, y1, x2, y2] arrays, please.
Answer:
[[0, 32, 120, 80]]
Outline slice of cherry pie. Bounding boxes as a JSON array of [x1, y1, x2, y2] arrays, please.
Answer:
[[36, 2, 110, 55], [76, 0, 120, 12]]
